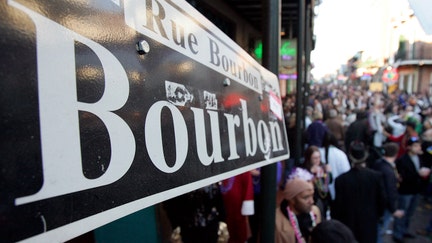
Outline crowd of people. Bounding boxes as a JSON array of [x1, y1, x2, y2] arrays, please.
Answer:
[[281, 83, 432, 243], [162, 83, 432, 243]]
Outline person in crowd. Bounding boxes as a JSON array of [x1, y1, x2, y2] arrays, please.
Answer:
[[331, 141, 386, 243], [416, 139, 432, 241], [369, 100, 387, 149], [386, 108, 406, 137], [301, 145, 332, 218], [343, 108, 357, 128], [393, 136, 431, 242], [324, 109, 345, 150], [344, 110, 372, 151], [163, 183, 225, 243], [304, 106, 314, 130], [319, 94, 332, 121], [279, 167, 315, 205], [372, 142, 405, 243], [421, 129, 432, 198], [220, 172, 255, 243], [421, 128, 432, 171], [355, 91, 368, 111], [347, 96, 357, 112], [319, 131, 351, 202], [249, 162, 284, 243], [385, 120, 419, 158], [422, 107, 432, 131], [285, 113, 298, 167], [275, 178, 321, 243], [313, 97, 323, 114], [283, 95, 295, 117], [310, 219, 357, 243], [404, 105, 422, 132], [306, 110, 328, 147]]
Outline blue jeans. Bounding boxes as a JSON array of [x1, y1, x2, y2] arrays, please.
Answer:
[[426, 211, 432, 233], [377, 210, 393, 243], [393, 194, 419, 240]]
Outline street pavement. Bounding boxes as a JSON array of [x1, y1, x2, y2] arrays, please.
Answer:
[[383, 197, 432, 243]]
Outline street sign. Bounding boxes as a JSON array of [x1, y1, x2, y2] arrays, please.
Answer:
[[382, 67, 399, 83], [0, 0, 289, 242]]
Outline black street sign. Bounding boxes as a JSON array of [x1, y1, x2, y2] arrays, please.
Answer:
[[0, 0, 289, 241]]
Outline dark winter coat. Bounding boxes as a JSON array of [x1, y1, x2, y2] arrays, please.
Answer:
[[373, 159, 399, 213], [344, 117, 372, 150], [396, 153, 424, 195], [331, 167, 386, 243]]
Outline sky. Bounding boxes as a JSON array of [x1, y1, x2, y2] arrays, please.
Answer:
[[310, 0, 400, 79]]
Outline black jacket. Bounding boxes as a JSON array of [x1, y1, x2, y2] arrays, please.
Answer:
[[332, 167, 386, 243], [344, 117, 372, 150], [396, 153, 423, 195], [421, 141, 432, 168], [373, 159, 399, 213]]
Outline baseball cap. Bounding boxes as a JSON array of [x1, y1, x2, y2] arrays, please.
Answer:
[[406, 136, 420, 146]]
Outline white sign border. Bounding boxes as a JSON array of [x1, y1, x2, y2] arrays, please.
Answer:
[[19, 155, 289, 243]]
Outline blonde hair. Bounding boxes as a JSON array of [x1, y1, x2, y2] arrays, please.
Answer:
[[313, 110, 323, 120]]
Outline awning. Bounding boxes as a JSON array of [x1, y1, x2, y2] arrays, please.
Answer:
[[395, 59, 432, 66]]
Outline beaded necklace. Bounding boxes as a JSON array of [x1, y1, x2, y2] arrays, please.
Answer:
[[287, 206, 316, 243], [314, 172, 330, 199]]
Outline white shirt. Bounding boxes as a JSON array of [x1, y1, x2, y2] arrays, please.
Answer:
[[387, 115, 406, 137], [319, 146, 351, 200], [410, 154, 420, 172], [305, 116, 312, 130], [369, 110, 386, 147]]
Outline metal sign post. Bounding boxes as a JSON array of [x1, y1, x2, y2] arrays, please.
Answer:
[[261, 0, 281, 242]]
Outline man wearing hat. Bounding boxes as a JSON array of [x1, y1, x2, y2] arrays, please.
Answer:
[[393, 136, 430, 242], [275, 178, 322, 243], [331, 141, 386, 243], [344, 110, 373, 152]]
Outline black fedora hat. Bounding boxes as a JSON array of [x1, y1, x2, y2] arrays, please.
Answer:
[[349, 141, 369, 164]]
